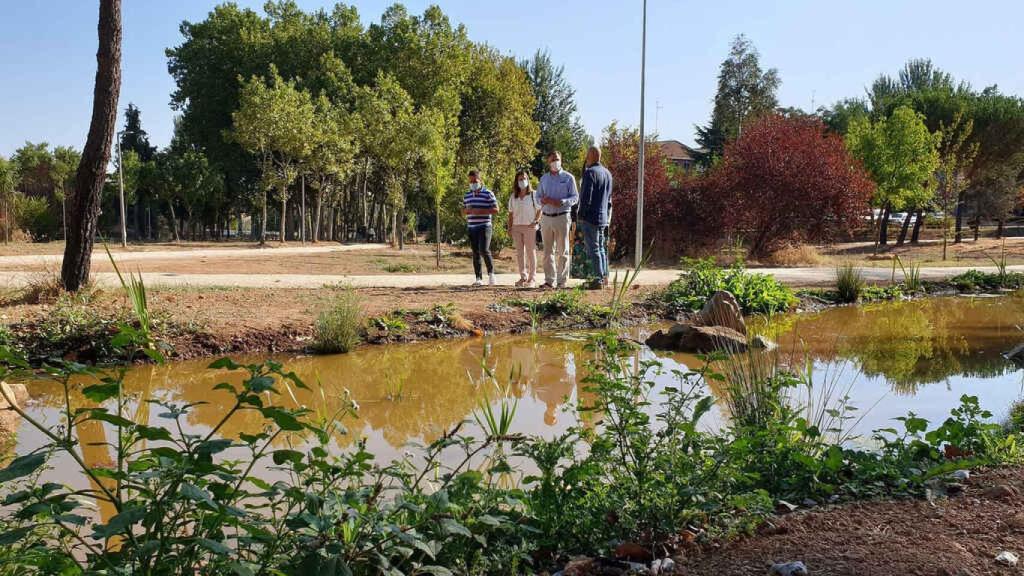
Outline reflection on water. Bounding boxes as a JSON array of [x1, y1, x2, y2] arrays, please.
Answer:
[[755, 295, 1024, 393], [16, 295, 1024, 500]]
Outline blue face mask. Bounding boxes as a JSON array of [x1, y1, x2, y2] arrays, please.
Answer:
[[470, 182, 481, 191]]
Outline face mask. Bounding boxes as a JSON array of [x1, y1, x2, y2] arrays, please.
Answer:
[[470, 182, 481, 191], [549, 161, 562, 172], [518, 179, 529, 190]]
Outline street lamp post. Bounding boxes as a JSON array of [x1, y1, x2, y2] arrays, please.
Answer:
[[635, 0, 648, 268], [116, 131, 127, 248]]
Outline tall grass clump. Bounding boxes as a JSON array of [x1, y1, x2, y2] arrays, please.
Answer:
[[834, 263, 865, 303], [313, 287, 364, 353], [893, 255, 924, 293]]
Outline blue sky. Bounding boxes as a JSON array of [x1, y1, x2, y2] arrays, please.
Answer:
[[2, 0, 1023, 157]]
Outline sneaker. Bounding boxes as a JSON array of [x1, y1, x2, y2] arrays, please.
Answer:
[[472, 278, 483, 287], [540, 282, 554, 290], [526, 280, 537, 288], [488, 273, 496, 286]]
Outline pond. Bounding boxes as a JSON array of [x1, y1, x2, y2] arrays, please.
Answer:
[[12, 295, 1024, 518]]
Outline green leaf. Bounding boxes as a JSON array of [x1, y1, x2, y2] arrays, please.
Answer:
[[82, 383, 120, 403], [439, 518, 472, 538], [261, 407, 303, 431], [94, 506, 145, 538], [0, 525, 33, 545], [418, 567, 454, 576], [197, 538, 231, 555], [209, 358, 242, 370], [0, 453, 46, 483], [272, 450, 305, 466]]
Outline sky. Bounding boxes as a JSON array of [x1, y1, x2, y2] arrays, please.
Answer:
[[2, 0, 1024, 158]]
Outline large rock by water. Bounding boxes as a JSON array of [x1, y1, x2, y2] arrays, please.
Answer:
[[645, 323, 748, 354], [696, 290, 747, 335], [647, 290, 755, 353]]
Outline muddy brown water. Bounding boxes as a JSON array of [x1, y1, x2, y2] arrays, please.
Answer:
[[11, 295, 1024, 521]]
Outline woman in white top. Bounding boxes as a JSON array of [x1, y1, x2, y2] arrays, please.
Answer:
[[507, 169, 541, 287]]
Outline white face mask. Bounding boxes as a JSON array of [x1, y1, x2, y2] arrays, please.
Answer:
[[469, 182, 481, 191], [549, 161, 562, 172], [518, 179, 529, 190]]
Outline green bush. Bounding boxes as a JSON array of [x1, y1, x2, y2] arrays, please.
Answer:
[[949, 269, 1024, 292], [13, 194, 58, 242], [663, 258, 796, 315], [313, 288, 364, 353], [834, 263, 865, 303]]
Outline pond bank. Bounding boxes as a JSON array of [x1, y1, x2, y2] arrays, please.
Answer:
[[3, 270, 1021, 365], [681, 465, 1024, 575]]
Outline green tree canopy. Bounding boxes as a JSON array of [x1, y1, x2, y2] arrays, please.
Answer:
[[847, 106, 939, 244], [695, 35, 780, 164], [522, 49, 588, 175]]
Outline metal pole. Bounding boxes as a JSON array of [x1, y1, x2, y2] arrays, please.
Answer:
[[117, 132, 127, 248], [635, 0, 648, 268]]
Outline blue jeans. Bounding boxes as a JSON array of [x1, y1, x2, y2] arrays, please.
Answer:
[[579, 220, 608, 280]]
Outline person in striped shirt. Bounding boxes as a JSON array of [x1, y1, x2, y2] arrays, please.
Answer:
[[463, 169, 499, 286]]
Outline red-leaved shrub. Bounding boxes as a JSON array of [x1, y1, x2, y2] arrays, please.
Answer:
[[604, 125, 720, 260], [707, 114, 874, 257]]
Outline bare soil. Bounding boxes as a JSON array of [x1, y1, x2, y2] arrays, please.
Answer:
[[680, 466, 1024, 575]]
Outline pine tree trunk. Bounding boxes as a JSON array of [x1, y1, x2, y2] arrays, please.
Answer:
[[954, 192, 965, 244], [910, 209, 924, 244], [259, 189, 268, 245], [896, 212, 912, 246], [878, 204, 891, 246], [168, 200, 180, 242], [279, 188, 287, 243], [61, 0, 121, 292]]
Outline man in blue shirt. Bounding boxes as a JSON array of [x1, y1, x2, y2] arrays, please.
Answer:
[[578, 146, 614, 288], [462, 169, 499, 286], [537, 150, 578, 288]]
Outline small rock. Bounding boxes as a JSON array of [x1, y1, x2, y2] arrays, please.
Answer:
[[945, 482, 966, 495], [1009, 512, 1024, 530], [650, 558, 675, 575], [563, 557, 597, 576], [614, 542, 653, 563], [750, 335, 778, 351], [769, 561, 808, 576], [995, 551, 1019, 567], [948, 469, 970, 482], [801, 498, 818, 508], [984, 484, 1021, 500], [775, 500, 798, 514]]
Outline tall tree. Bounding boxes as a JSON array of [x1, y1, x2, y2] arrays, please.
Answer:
[[0, 156, 16, 243], [12, 142, 55, 198], [51, 146, 81, 240], [695, 35, 780, 164], [846, 106, 939, 247], [62, 0, 121, 292], [119, 103, 155, 161], [934, 112, 977, 258], [522, 49, 588, 175], [231, 66, 316, 244]]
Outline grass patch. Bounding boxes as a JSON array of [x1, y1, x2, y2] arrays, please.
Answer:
[[313, 287, 364, 353], [834, 263, 866, 303], [382, 262, 419, 273]]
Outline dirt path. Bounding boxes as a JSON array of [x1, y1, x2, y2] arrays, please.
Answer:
[[0, 264, 1019, 290], [0, 243, 387, 266]]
